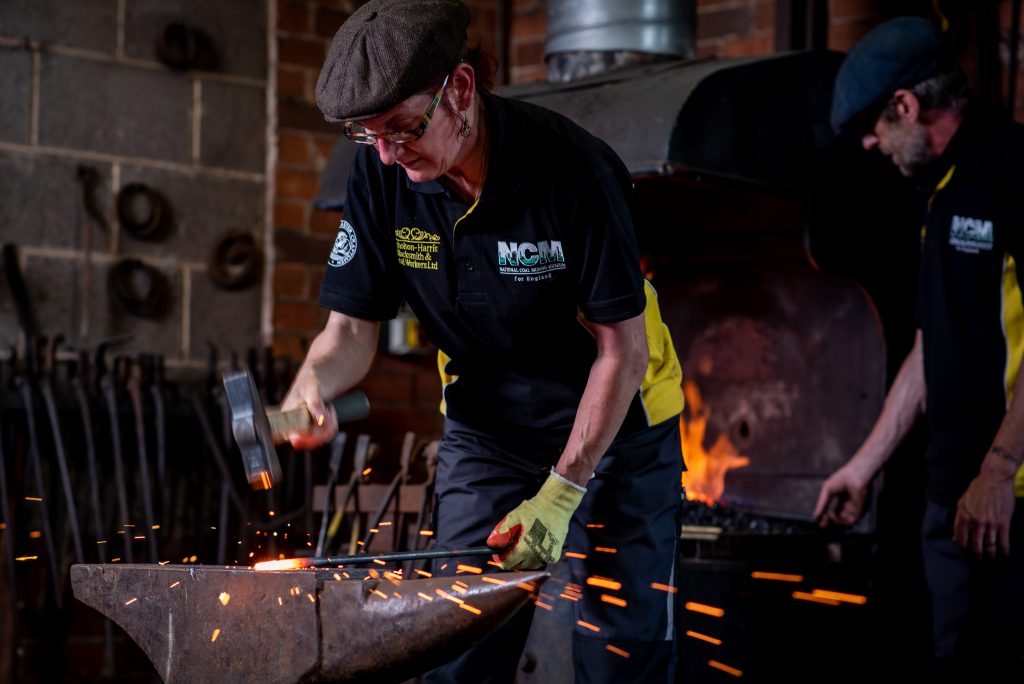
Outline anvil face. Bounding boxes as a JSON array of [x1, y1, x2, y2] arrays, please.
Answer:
[[71, 564, 548, 684]]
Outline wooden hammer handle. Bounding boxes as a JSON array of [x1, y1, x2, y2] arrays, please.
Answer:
[[267, 391, 370, 443]]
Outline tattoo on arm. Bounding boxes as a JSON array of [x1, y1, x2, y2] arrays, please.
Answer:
[[991, 445, 1023, 467]]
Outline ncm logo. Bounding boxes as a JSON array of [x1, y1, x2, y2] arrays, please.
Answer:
[[497, 240, 565, 267]]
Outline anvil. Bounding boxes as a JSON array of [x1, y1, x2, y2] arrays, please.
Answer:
[[71, 563, 548, 683]]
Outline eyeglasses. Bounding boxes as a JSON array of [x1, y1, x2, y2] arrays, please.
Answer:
[[344, 73, 450, 145]]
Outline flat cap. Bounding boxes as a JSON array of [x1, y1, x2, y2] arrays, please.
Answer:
[[316, 0, 470, 122], [830, 16, 945, 133]]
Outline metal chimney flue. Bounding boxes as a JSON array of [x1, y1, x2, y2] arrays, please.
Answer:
[[545, 0, 696, 82]]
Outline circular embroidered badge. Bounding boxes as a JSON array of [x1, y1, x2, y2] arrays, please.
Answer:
[[328, 220, 358, 267]]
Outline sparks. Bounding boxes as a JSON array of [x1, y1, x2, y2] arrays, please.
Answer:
[[362, 467, 372, 476], [28, 531, 41, 539], [686, 630, 723, 645], [601, 594, 627, 607], [415, 569, 432, 577], [436, 588, 464, 605], [459, 603, 482, 615], [651, 583, 678, 594], [418, 591, 433, 601], [586, 576, 622, 591], [606, 644, 630, 658], [585, 523, 604, 529], [372, 589, 388, 600], [564, 551, 587, 559], [811, 589, 867, 605], [456, 564, 482, 574], [481, 576, 506, 585], [307, 593, 315, 603], [24, 496, 42, 502], [792, 591, 840, 606], [277, 597, 282, 605], [535, 600, 553, 611], [15, 556, 37, 561], [218, 593, 230, 606], [751, 571, 804, 583], [708, 660, 743, 677], [125, 598, 138, 605], [170, 581, 180, 588], [576, 620, 600, 633], [211, 628, 221, 642], [594, 547, 617, 554], [685, 602, 725, 618]]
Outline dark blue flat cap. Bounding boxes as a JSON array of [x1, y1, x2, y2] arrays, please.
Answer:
[[830, 16, 945, 134], [316, 0, 470, 123]]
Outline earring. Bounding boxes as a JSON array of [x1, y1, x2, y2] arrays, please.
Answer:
[[459, 113, 472, 140]]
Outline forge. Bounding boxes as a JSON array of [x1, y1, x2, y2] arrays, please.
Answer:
[[71, 563, 548, 684]]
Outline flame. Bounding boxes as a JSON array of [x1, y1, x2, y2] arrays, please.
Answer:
[[254, 558, 309, 571], [680, 379, 751, 504]]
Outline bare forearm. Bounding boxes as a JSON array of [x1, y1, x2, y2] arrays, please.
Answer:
[[555, 315, 649, 487], [847, 330, 927, 481], [286, 313, 379, 404]]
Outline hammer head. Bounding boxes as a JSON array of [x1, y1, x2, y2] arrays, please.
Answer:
[[222, 369, 282, 490]]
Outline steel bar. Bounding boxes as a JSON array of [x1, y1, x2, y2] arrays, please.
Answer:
[[71, 370, 116, 676], [17, 376, 63, 606], [127, 361, 159, 562], [316, 433, 347, 557], [102, 374, 134, 563], [303, 545, 492, 569], [40, 375, 85, 565]]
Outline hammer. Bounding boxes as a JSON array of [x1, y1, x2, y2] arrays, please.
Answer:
[[222, 369, 370, 490]]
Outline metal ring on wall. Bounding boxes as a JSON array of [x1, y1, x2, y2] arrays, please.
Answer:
[[116, 183, 167, 240], [208, 230, 262, 290], [107, 258, 170, 319]]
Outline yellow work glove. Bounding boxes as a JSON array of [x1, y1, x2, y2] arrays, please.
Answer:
[[486, 470, 586, 570]]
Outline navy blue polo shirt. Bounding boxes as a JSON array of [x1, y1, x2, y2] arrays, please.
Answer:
[[914, 105, 1024, 503], [319, 94, 657, 444]]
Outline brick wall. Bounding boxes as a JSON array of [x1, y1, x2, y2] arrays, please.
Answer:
[[0, 0, 269, 372]]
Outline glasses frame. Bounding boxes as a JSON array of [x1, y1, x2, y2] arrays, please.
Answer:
[[344, 73, 451, 145]]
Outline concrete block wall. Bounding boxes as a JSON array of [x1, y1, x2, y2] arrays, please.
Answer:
[[0, 0, 269, 371]]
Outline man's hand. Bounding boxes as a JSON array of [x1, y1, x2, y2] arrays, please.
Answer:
[[813, 463, 871, 527], [954, 464, 1016, 558], [486, 472, 586, 570], [280, 373, 339, 450]]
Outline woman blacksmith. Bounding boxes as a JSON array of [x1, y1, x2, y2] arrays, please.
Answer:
[[282, 1, 686, 681]]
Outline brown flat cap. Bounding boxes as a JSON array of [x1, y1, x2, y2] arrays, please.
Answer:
[[316, 0, 470, 122]]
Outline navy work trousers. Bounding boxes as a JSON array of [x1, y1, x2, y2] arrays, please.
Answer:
[[423, 417, 683, 684], [921, 499, 1024, 683]]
